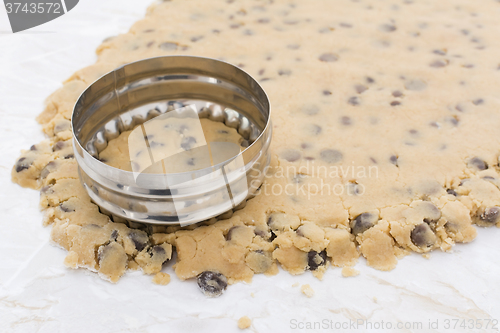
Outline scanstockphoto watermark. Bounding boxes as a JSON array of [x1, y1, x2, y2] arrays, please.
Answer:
[[250, 160, 379, 198], [290, 318, 499, 331]]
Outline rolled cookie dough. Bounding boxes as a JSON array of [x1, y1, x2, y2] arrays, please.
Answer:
[[11, 0, 500, 292]]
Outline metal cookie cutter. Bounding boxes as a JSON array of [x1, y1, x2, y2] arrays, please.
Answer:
[[72, 56, 271, 226]]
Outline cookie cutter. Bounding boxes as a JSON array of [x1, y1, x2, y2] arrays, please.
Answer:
[[72, 56, 271, 226]]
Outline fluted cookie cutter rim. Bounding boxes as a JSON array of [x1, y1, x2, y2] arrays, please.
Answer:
[[72, 55, 272, 226]]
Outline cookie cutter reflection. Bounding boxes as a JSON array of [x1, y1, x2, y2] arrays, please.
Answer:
[[71, 56, 272, 226]]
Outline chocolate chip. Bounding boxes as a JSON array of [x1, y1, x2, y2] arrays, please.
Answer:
[[350, 213, 378, 235], [306, 124, 322, 135], [379, 24, 397, 32], [447, 116, 460, 126], [149, 141, 164, 148], [40, 161, 57, 179], [41, 185, 54, 194], [355, 84, 368, 94], [190, 35, 204, 42], [447, 189, 458, 196], [257, 18, 270, 23], [390, 101, 401, 106], [467, 157, 488, 171], [348, 96, 360, 106], [159, 42, 178, 51], [225, 226, 240, 241], [340, 22, 352, 28], [319, 53, 339, 62], [479, 207, 500, 224], [128, 230, 149, 252], [278, 69, 292, 76], [307, 250, 327, 271], [322, 90, 332, 96], [410, 223, 436, 248], [15, 157, 31, 173], [111, 230, 119, 241], [30, 145, 37, 151], [429, 59, 448, 68], [181, 136, 197, 150], [433, 49, 447, 55], [341, 116, 352, 125], [218, 130, 229, 134], [281, 149, 301, 162], [52, 141, 66, 151], [404, 79, 427, 91], [390, 155, 398, 166], [301, 105, 320, 116], [392, 90, 403, 97], [320, 149, 343, 164], [240, 140, 249, 148], [64, 154, 74, 159], [59, 202, 75, 213], [366, 77, 375, 84], [151, 245, 166, 256], [197, 271, 228, 297], [472, 98, 484, 105]]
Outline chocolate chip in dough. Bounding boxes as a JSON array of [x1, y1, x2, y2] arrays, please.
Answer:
[[197, 271, 228, 297], [355, 84, 368, 94], [341, 116, 352, 125], [307, 250, 327, 271], [433, 49, 447, 55], [347, 96, 360, 106], [429, 59, 448, 68], [410, 223, 436, 248], [320, 149, 343, 164], [404, 79, 427, 91], [467, 157, 488, 171], [225, 226, 241, 241], [128, 230, 149, 252], [15, 157, 31, 173], [390, 155, 399, 166], [281, 149, 301, 162], [392, 90, 403, 97], [319, 53, 339, 62], [52, 141, 66, 151], [181, 136, 197, 150], [446, 189, 458, 196], [379, 24, 397, 32], [305, 124, 322, 135], [476, 207, 500, 226], [390, 101, 401, 106], [350, 213, 378, 235]]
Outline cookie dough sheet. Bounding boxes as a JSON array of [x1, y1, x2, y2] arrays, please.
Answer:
[[10, 0, 500, 287]]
